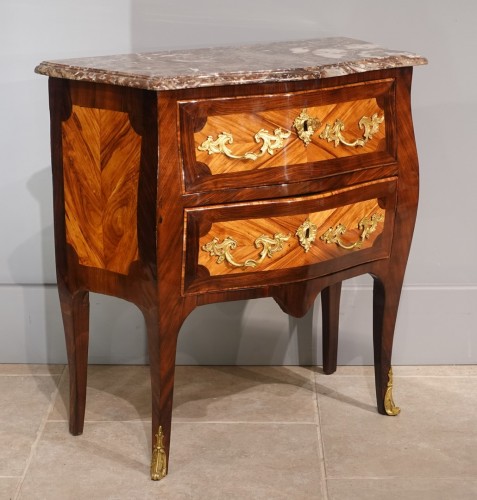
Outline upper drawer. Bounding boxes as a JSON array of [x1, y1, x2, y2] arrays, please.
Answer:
[[179, 79, 396, 193]]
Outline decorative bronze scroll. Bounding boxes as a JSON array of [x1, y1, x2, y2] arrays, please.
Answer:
[[320, 213, 384, 250], [202, 233, 291, 268], [198, 128, 291, 160]]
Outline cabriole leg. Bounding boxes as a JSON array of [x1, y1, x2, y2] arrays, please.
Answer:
[[144, 307, 183, 480], [373, 276, 401, 416], [59, 288, 90, 435]]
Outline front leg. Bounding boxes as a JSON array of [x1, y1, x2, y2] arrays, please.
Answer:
[[143, 297, 195, 480], [372, 275, 401, 416]]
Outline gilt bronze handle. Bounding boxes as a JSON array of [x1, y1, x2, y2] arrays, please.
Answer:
[[320, 113, 384, 148], [198, 128, 291, 161], [201, 233, 291, 268], [320, 213, 384, 250]]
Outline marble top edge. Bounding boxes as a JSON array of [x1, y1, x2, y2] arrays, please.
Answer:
[[35, 37, 427, 91]]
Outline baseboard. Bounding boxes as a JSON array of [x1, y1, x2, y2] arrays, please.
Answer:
[[0, 283, 475, 365]]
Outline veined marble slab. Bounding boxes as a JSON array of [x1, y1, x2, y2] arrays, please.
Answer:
[[35, 37, 427, 91]]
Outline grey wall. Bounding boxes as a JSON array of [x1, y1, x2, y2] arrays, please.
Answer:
[[1, 1, 476, 365]]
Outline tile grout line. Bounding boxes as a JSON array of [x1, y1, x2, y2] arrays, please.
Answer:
[[173, 420, 318, 425], [326, 475, 477, 480], [0, 374, 66, 377], [47, 419, 317, 425], [13, 365, 68, 500], [330, 374, 477, 378], [312, 370, 330, 500]]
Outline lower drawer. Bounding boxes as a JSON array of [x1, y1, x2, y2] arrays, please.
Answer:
[[183, 178, 396, 294]]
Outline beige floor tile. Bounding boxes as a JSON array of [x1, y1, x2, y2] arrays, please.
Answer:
[[0, 477, 21, 499], [168, 422, 324, 499], [13, 364, 477, 499], [19, 421, 324, 500], [0, 364, 65, 375], [49, 365, 151, 422], [173, 366, 317, 422], [316, 373, 477, 479], [50, 365, 317, 424], [18, 421, 152, 500], [0, 375, 60, 476], [327, 478, 477, 500]]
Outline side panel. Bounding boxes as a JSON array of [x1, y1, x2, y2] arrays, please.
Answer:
[[48, 78, 158, 307], [62, 105, 141, 275]]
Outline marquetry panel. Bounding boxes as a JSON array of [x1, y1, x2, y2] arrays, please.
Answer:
[[198, 198, 385, 276], [62, 105, 141, 275], [194, 97, 386, 175]]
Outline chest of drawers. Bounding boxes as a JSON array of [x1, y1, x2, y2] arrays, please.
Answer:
[[36, 37, 426, 480]]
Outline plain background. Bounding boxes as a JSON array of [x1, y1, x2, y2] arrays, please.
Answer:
[[1, 1, 476, 365]]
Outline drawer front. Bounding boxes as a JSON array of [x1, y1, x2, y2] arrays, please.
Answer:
[[179, 79, 396, 193], [183, 178, 396, 294]]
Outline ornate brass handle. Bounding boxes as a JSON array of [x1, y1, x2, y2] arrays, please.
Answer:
[[197, 128, 291, 161], [201, 233, 290, 268], [320, 213, 384, 250], [319, 113, 384, 148]]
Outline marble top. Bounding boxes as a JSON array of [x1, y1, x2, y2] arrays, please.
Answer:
[[35, 37, 427, 91]]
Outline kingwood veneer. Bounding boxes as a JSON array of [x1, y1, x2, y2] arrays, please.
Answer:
[[35, 37, 427, 480]]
